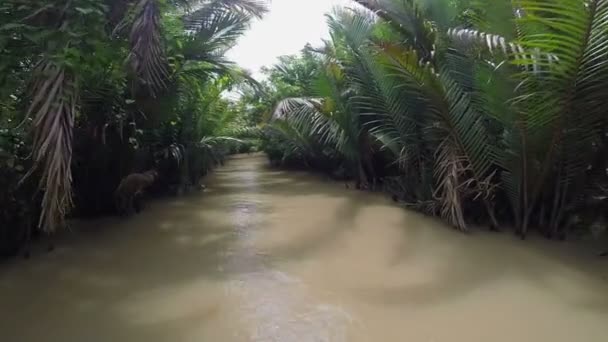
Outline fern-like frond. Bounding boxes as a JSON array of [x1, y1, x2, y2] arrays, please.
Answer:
[[129, 0, 170, 97], [26, 60, 77, 233], [380, 45, 499, 230], [509, 0, 608, 234], [354, 0, 436, 61], [184, 0, 267, 21]]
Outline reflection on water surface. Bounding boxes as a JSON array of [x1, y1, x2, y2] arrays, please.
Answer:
[[1, 155, 607, 342]]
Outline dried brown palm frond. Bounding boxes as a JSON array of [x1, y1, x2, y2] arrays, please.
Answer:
[[129, 0, 170, 97], [25, 59, 77, 233], [433, 142, 468, 232]]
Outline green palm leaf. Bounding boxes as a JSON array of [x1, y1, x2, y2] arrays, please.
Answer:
[[353, 0, 436, 61], [380, 44, 498, 230], [449, 0, 608, 235], [513, 0, 608, 235]]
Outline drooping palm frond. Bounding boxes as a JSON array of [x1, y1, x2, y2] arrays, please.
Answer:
[[268, 98, 325, 165], [353, 0, 436, 62], [272, 97, 329, 138], [325, 9, 389, 186], [199, 135, 244, 146], [447, 28, 558, 74], [433, 140, 469, 230], [510, 0, 608, 236], [301, 5, 501, 229], [267, 119, 315, 164], [157, 143, 185, 166], [273, 97, 310, 119], [217, 0, 267, 17], [449, 28, 520, 55], [25, 60, 77, 233], [183, 9, 252, 56], [446, 0, 608, 236], [184, 0, 267, 21], [348, 40, 434, 200], [327, 8, 377, 52], [129, 0, 170, 97], [225, 125, 263, 139], [272, 96, 346, 161], [124, 0, 267, 96], [181, 1, 265, 80], [176, 59, 260, 95], [377, 43, 499, 230]]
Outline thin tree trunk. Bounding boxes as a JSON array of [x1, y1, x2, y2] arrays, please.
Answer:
[[483, 199, 499, 231]]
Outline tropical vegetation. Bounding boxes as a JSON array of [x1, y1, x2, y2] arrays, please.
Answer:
[[257, 0, 608, 239], [0, 0, 267, 256], [1, 0, 607, 258]]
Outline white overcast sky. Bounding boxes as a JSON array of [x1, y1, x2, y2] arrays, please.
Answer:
[[226, 0, 353, 78]]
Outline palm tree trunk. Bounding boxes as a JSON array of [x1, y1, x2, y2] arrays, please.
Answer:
[[483, 199, 500, 231]]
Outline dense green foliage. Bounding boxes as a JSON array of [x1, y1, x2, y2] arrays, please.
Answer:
[[1, 0, 607, 258], [0, 0, 267, 256], [257, 0, 608, 238]]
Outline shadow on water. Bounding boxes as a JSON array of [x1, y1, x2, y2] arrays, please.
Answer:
[[244, 158, 608, 317], [0, 190, 244, 341], [342, 208, 608, 314], [226, 157, 608, 323], [264, 192, 368, 261], [0, 154, 607, 341]]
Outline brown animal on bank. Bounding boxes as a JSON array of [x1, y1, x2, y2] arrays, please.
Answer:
[[114, 170, 159, 216]]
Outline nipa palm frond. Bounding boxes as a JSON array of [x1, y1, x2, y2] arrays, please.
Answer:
[[272, 97, 336, 157], [353, 0, 436, 62], [380, 45, 499, 230], [129, 0, 170, 97], [513, 0, 608, 235], [182, 2, 261, 72], [446, 28, 557, 74], [184, 0, 267, 20], [26, 60, 77, 233], [183, 8, 252, 50]]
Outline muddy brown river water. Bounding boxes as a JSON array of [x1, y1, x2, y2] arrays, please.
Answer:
[[1, 155, 608, 342]]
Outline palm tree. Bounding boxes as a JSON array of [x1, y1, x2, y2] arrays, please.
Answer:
[[270, 33, 375, 188], [272, 4, 499, 230], [13, 0, 268, 233], [349, 0, 608, 235], [448, 0, 608, 237]]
